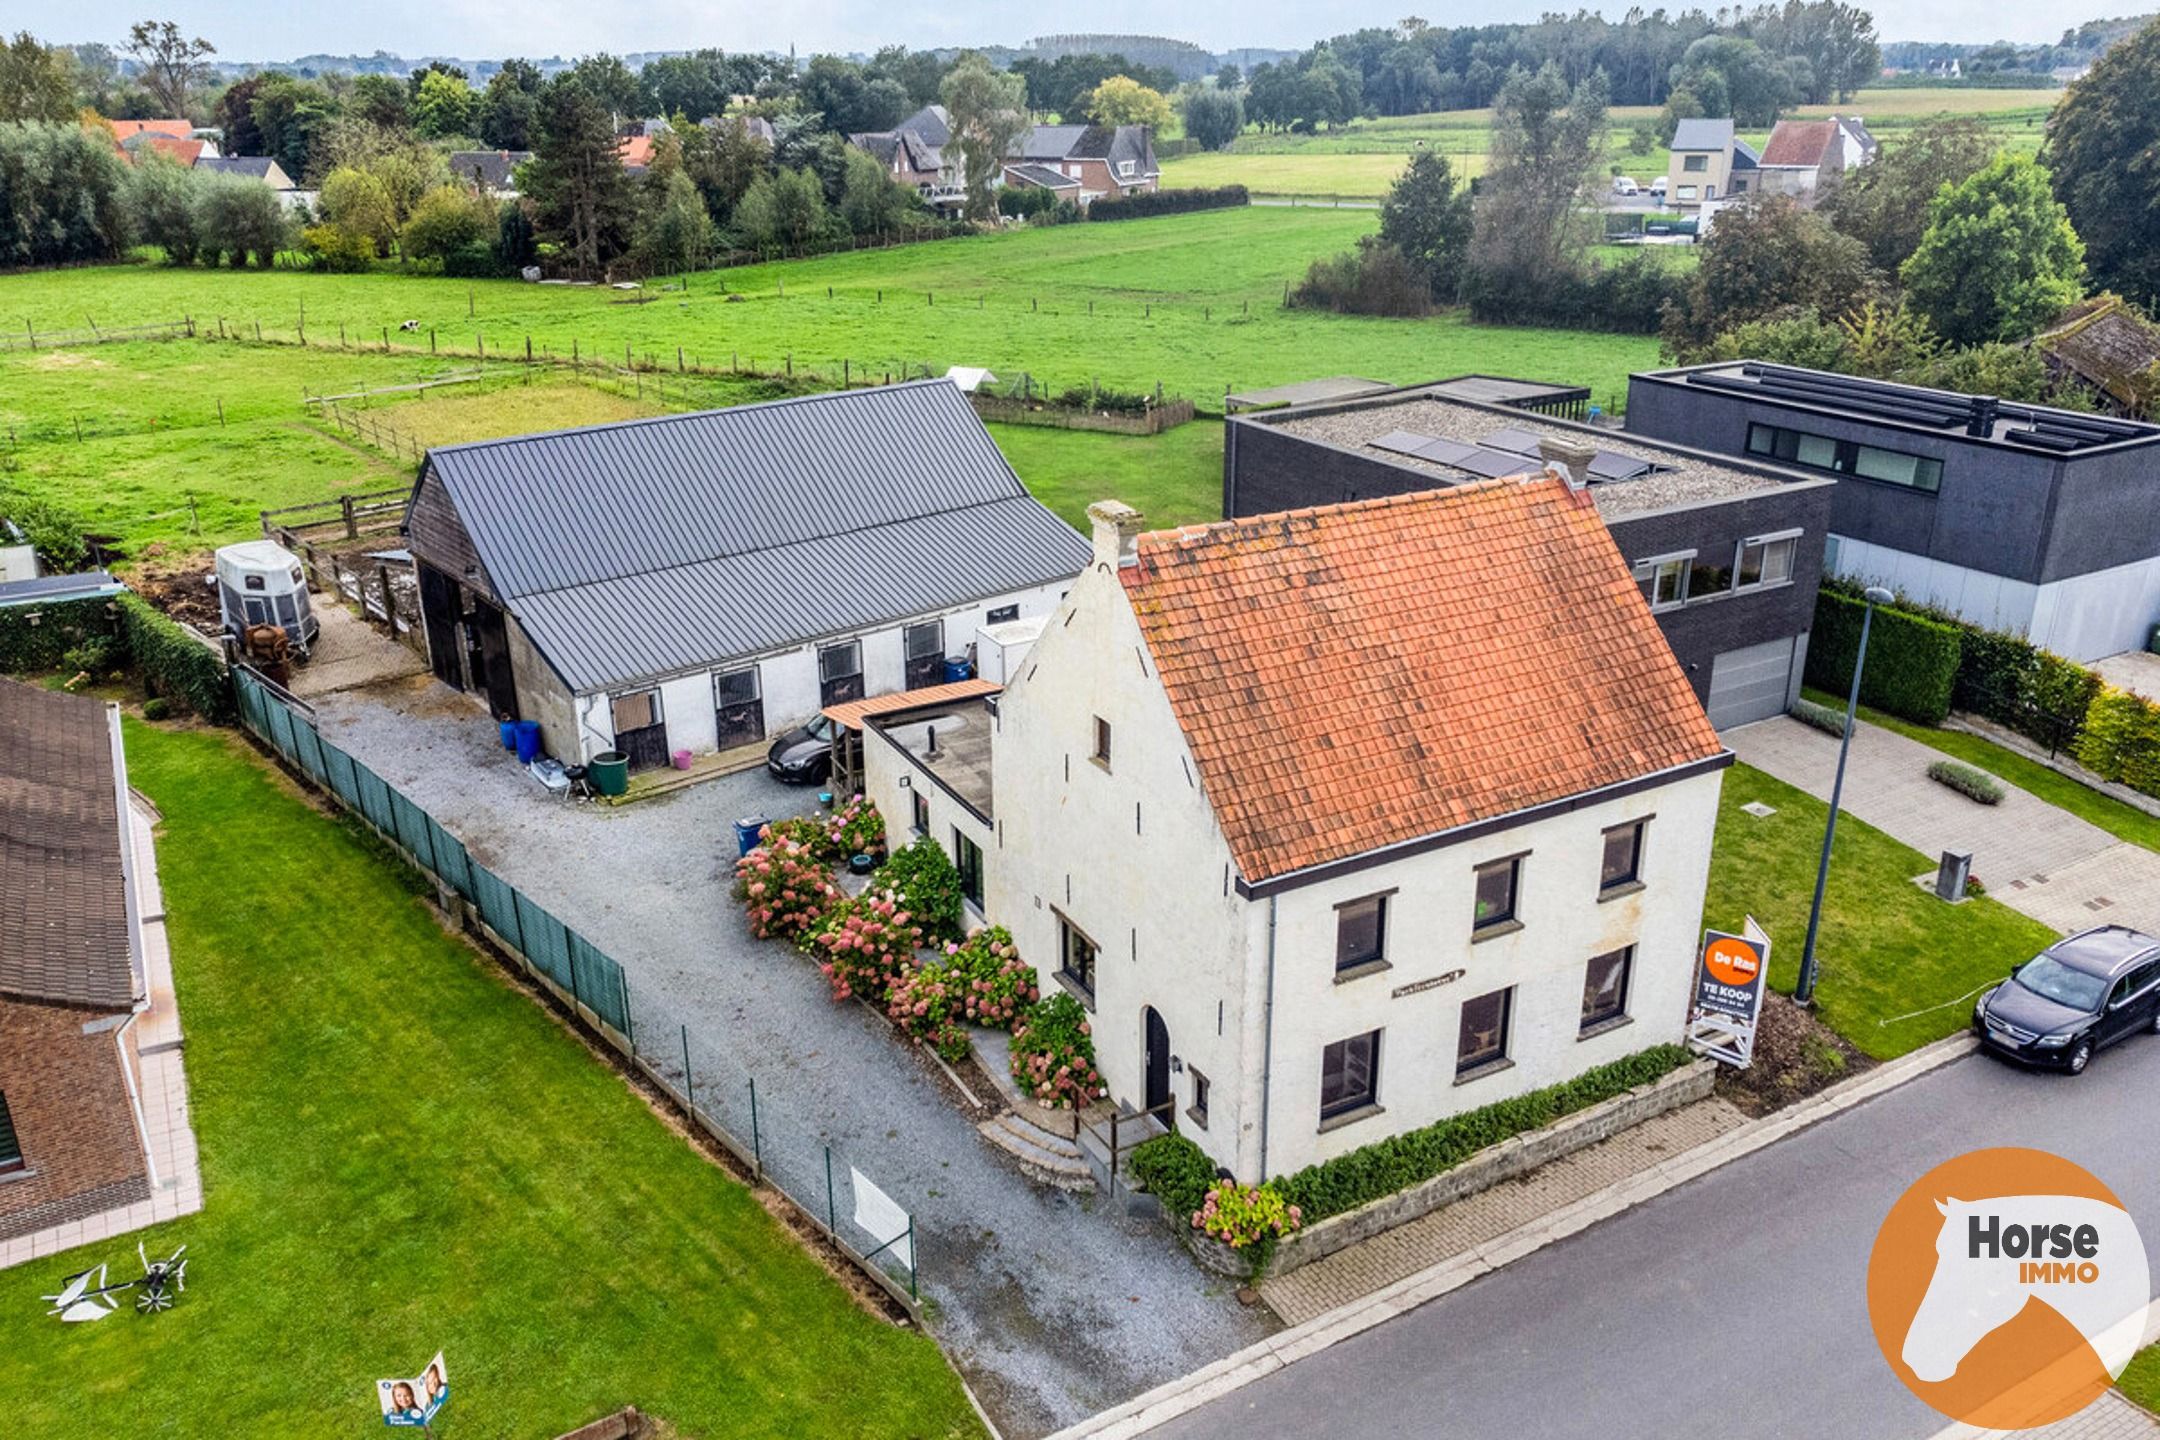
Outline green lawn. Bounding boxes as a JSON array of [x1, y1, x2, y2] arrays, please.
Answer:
[[2122, 1344, 2160, 1415], [1704, 764, 2060, 1059], [0, 719, 979, 1439], [988, 419, 1224, 533], [0, 209, 1661, 416], [1802, 687, 2160, 855]]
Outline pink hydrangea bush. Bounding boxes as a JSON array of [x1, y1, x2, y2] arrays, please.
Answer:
[[887, 963, 970, 1062], [761, 814, 839, 863], [1009, 993, 1104, 1110], [942, 926, 1037, 1029], [830, 795, 886, 861], [810, 888, 924, 1004], [1192, 1180, 1303, 1253], [732, 833, 841, 941]]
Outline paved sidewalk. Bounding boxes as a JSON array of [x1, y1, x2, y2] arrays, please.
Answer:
[[1258, 1097, 1747, 1324], [1724, 716, 2160, 937]]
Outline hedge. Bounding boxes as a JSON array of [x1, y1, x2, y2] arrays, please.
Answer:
[[1270, 1045, 1692, 1225], [1087, 185, 1249, 222], [2076, 687, 2160, 799], [0, 595, 118, 674], [1128, 1132, 1218, 1220], [1950, 625, 2100, 753], [116, 594, 234, 724], [1804, 589, 1961, 724]]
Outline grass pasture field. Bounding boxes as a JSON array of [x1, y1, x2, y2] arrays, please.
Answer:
[[0, 717, 980, 1439], [1164, 86, 2061, 197]]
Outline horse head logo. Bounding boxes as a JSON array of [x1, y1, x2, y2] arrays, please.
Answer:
[[1902, 1195, 2146, 1385]]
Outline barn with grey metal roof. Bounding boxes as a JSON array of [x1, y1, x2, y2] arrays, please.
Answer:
[[403, 380, 1091, 770]]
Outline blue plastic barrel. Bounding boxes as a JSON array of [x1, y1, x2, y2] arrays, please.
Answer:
[[513, 720, 543, 763], [735, 816, 769, 856], [942, 657, 973, 683], [498, 720, 517, 750]]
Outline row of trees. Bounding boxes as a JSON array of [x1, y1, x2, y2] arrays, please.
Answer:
[[0, 122, 287, 269], [1238, 3, 1878, 133]]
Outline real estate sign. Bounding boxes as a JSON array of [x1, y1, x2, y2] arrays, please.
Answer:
[[1689, 919, 1770, 1067]]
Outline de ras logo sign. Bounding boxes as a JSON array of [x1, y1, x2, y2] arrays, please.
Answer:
[[1868, 1148, 2150, 1429]]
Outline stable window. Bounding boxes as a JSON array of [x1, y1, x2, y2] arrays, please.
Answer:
[[713, 666, 764, 748], [1320, 1030, 1380, 1121], [904, 620, 945, 688], [1582, 947, 1633, 1032], [819, 640, 864, 706], [1457, 988, 1513, 1077], [911, 790, 930, 835], [954, 828, 984, 907], [1601, 820, 1647, 893], [987, 604, 1020, 624], [1058, 914, 1098, 999], [609, 687, 668, 770], [1335, 893, 1388, 974], [1091, 716, 1112, 769], [1632, 555, 1690, 611], [1737, 533, 1799, 589], [1189, 1069, 1210, 1128], [1473, 856, 1521, 932], [0, 1092, 21, 1175], [1682, 154, 1708, 172]]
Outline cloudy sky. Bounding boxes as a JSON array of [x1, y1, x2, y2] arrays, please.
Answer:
[[49, 1, 2075, 62]]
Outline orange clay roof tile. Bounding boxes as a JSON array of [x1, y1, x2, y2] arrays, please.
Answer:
[[1119, 477, 1726, 883]]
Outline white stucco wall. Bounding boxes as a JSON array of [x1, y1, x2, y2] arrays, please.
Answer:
[[861, 720, 997, 926], [569, 579, 1070, 763]]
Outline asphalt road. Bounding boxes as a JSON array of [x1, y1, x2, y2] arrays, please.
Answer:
[[1154, 1041, 2160, 1440]]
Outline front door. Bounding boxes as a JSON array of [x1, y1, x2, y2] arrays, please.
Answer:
[[610, 688, 670, 771], [1143, 1007, 1170, 1119]]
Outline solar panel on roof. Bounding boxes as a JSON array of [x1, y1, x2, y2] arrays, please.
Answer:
[[1477, 427, 1546, 456], [1588, 451, 1654, 480], [1372, 430, 1437, 456], [1411, 438, 1482, 466], [1453, 448, 1540, 479]]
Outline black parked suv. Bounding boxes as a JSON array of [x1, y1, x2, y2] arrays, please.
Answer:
[[1975, 925, 2160, 1074]]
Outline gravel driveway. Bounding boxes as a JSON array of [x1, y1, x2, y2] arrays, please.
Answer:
[[311, 674, 1270, 1437]]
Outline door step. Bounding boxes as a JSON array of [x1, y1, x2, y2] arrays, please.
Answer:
[[978, 1111, 1095, 1192]]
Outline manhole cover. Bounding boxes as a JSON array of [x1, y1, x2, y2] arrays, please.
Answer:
[[1741, 801, 1777, 818]]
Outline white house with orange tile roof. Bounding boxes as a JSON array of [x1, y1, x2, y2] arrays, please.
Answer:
[[877, 478, 1736, 1183]]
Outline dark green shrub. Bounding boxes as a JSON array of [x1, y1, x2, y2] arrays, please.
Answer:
[[1129, 1132, 1218, 1219], [1951, 624, 2099, 753], [61, 634, 120, 676], [1927, 759, 2004, 804], [117, 594, 234, 724], [0, 596, 118, 674], [875, 834, 965, 943], [442, 241, 502, 278], [1804, 589, 1961, 724], [1271, 1046, 1692, 1225], [997, 186, 1059, 220], [1086, 185, 1248, 221], [141, 697, 172, 721], [3, 494, 91, 571]]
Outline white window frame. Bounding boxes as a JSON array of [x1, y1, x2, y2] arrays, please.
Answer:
[[1632, 551, 1694, 612], [1735, 530, 1803, 591]]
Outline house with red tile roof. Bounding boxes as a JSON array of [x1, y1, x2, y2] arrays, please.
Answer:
[[1756, 118, 1848, 204], [863, 480, 1734, 1182]]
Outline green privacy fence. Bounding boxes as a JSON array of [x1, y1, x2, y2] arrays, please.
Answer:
[[230, 667, 921, 1310]]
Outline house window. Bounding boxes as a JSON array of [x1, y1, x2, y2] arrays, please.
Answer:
[[1731, 176, 1749, 193], [1189, 1068, 1210, 1128], [954, 828, 984, 907], [1118, 159, 1135, 178], [0, 1092, 21, 1175], [1091, 716, 1112, 768], [1457, 988, 1513, 1078], [987, 604, 1020, 624], [1737, 533, 1799, 589], [904, 620, 945, 687], [1682, 154, 1708, 172], [1601, 819, 1647, 893], [1677, 184, 1699, 201], [1747, 423, 1942, 493], [819, 640, 864, 706], [1473, 855, 1521, 933], [1058, 915, 1098, 999], [1335, 893, 1388, 974], [1688, 551, 1736, 600], [1633, 554, 1690, 611], [911, 789, 930, 835], [1582, 947, 1634, 1032], [1320, 1030, 1380, 1121]]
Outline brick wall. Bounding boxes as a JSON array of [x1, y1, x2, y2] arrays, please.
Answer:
[[0, 996, 151, 1241]]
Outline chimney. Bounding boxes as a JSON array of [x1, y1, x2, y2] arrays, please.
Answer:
[[1966, 394, 1999, 439], [1087, 499, 1145, 569], [1537, 436, 1597, 493]]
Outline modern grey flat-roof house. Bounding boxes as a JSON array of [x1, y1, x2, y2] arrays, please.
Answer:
[[1223, 383, 1834, 728], [1627, 362, 2160, 660], [402, 381, 1091, 769]]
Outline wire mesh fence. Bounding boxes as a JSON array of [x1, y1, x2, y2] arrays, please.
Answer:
[[231, 666, 922, 1308]]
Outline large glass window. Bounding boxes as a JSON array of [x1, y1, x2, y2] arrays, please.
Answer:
[[954, 828, 984, 907], [1687, 552, 1735, 600], [1737, 535, 1798, 589], [1458, 989, 1514, 1077], [1747, 423, 1942, 493], [1633, 555, 1689, 611], [1335, 894, 1388, 973], [1582, 948, 1634, 1032], [1320, 1030, 1380, 1120]]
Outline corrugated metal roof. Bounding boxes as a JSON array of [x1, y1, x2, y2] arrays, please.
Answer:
[[423, 380, 1091, 692]]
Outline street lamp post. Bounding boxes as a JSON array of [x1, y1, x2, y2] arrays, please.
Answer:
[[1795, 585, 1896, 1008]]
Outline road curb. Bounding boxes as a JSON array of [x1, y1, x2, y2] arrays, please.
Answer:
[[1049, 1033, 1981, 1440]]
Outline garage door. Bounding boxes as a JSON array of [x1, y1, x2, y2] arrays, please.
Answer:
[[1705, 637, 1797, 730]]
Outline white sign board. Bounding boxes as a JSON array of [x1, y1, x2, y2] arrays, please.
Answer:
[[377, 1350, 450, 1428], [851, 1165, 913, 1271]]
